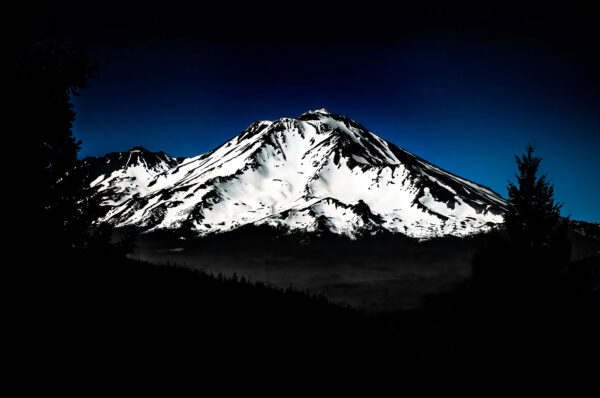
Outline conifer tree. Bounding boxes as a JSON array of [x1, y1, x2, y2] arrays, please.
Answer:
[[504, 144, 570, 271], [15, 28, 98, 255]]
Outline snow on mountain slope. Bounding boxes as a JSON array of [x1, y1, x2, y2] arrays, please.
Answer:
[[82, 146, 180, 207], [89, 109, 508, 238]]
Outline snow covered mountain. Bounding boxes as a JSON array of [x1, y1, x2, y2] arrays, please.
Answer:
[[85, 109, 508, 238], [82, 146, 179, 207]]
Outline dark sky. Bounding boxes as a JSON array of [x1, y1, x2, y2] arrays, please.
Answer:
[[24, 1, 600, 221]]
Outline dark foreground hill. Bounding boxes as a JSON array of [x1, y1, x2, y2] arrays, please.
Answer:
[[23, 243, 599, 374], [27, 253, 439, 371]]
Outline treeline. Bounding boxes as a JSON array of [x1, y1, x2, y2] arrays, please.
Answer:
[[40, 253, 444, 369], [43, 245, 598, 370]]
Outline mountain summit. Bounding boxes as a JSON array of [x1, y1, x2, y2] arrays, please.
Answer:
[[85, 110, 507, 238]]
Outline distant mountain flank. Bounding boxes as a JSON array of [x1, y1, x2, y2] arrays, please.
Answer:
[[83, 109, 508, 238]]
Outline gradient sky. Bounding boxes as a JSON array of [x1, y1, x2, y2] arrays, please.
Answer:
[[43, 1, 600, 221]]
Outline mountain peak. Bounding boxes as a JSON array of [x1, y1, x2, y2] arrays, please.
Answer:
[[299, 108, 331, 118], [129, 146, 150, 153]]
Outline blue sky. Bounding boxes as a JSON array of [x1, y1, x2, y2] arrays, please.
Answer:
[[65, 2, 599, 221]]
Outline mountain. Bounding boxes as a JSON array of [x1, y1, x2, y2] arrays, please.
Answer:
[[85, 109, 508, 238], [82, 146, 179, 208]]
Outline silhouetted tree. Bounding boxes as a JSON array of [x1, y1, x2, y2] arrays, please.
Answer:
[[506, 145, 560, 248], [504, 144, 570, 274], [429, 145, 579, 366], [15, 27, 99, 264], [473, 145, 570, 285]]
